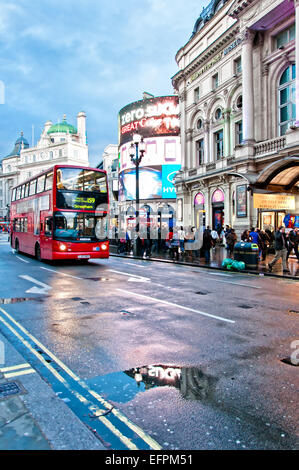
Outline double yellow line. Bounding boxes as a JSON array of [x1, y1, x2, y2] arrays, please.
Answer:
[[0, 306, 162, 450]]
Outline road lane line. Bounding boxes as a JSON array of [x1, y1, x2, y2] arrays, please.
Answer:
[[39, 267, 83, 280], [209, 279, 261, 289], [0, 306, 162, 450], [16, 256, 30, 263], [108, 269, 150, 281], [116, 288, 235, 324]]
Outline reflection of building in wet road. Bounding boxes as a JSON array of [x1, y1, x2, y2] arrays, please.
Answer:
[[124, 364, 211, 401]]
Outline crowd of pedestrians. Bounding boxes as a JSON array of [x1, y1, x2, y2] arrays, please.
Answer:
[[113, 223, 299, 272]]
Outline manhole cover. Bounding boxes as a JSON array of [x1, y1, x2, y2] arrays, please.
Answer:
[[280, 357, 299, 366], [0, 381, 26, 400]]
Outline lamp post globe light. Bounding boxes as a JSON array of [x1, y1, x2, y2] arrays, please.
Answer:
[[129, 133, 146, 256]]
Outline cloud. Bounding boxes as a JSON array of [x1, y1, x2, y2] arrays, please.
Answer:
[[0, 0, 210, 164]]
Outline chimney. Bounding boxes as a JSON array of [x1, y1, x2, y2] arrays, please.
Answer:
[[77, 111, 86, 145]]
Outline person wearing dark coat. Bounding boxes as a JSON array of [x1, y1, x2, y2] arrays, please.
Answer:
[[286, 228, 299, 262], [202, 228, 213, 263], [268, 227, 289, 273]]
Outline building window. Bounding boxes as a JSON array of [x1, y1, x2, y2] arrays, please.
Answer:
[[59, 149, 63, 157], [196, 139, 204, 165], [212, 73, 219, 89], [215, 108, 222, 120], [214, 130, 223, 160], [236, 95, 243, 110], [194, 87, 200, 102], [49, 151, 53, 160], [234, 57, 242, 75], [236, 121, 243, 145], [278, 64, 296, 135], [196, 118, 203, 130], [275, 24, 295, 49]]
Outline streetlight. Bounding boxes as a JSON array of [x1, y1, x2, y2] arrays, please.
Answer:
[[129, 133, 146, 256]]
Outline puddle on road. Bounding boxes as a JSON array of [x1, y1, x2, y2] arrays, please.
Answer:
[[0, 297, 44, 304], [87, 364, 214, 404]]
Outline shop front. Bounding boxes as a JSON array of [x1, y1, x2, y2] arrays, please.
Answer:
[[254, 193, 297, 231], [194, 192, 206, 229], [211, 189, 225, 230]]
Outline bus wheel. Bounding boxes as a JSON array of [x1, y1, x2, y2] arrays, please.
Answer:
[[15, 239, 19, 254], [35, 243, 42, 261]]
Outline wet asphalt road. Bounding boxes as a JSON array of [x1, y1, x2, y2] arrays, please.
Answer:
[[0, 234, 298, 450]]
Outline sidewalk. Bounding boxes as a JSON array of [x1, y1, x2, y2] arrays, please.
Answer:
[[0, 332, 105, 450], [110, 244, 299, 279]]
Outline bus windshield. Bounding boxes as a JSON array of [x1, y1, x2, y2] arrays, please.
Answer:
[[54, 212, 108, 241], [56, 168, 107, 192]]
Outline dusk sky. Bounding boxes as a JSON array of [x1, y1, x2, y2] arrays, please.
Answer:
[[0, 0, 209, 167]]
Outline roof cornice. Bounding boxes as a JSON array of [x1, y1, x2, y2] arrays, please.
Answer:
[[172, 25, 240, 89]]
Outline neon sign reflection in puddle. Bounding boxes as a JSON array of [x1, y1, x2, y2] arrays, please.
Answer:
[[87, 364, 213, 403]]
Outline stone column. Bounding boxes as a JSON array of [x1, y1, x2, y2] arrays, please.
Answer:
[[185, 129, 193, 169], [203, 120, 210, 164], [241, 28, 255, 143], [223, 110, 231, 157], [295, 0, 299, 126]]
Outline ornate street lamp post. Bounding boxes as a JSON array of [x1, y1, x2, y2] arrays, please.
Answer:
[[129, 133, 146, 256]]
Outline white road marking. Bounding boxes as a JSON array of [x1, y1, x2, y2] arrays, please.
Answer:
[[127, 277, 149, 282], [207, 272, 230, 277], [39, 266, 83, 280], [19, 275, 52, 294], [109, 269, 150, 281], [122, 262, 147, 268], [16, 256, 30, 263], [116, 288, 235, 324], [210, 279, 261, 289]]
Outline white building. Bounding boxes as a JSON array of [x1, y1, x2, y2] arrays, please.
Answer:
[[172, 0, 299, 235], [0, 112, 89, 219]]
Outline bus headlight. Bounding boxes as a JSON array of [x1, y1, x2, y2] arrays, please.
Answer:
[[100, 243, 108, 251], [59, 243, 67, 251]]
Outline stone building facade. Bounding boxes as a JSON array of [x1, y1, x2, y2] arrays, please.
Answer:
[[172, 0, 299, 236], [0, 112, 89, 219]]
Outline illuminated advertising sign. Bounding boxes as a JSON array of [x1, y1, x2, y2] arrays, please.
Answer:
[[120, 136, 181, 173], [119, 95, 180, 146], [162, 164, 180, 199], [119, 164, 180, 201]]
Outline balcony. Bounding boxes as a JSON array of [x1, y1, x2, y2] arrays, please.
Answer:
[[254, 136, 286, 157]]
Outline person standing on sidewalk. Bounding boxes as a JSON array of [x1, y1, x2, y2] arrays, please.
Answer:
[[178, 226, 186, 257], [286, 228, 299, 262], [226, 229, 237, 258], [268, 226, 290, 273], [202, 227, 213, 263]]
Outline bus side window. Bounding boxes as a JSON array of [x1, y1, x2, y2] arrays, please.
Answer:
[[45, 217, 53, 237]]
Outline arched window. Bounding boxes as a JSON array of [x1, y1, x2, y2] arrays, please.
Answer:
[[215, 108, 222, 120], [236, 95, 242, 110], [196, 118, 203, 130], [278, 64, 296, 135]]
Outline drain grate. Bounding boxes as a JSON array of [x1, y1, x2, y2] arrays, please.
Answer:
[[280, 357, 298, 367], [0, 381, 26, 400]]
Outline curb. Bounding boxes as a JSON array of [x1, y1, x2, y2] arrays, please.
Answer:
[[109, 252, 299, 281]]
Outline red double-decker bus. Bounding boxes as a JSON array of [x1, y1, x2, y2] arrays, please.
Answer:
[[10, 165, 109, 261]]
